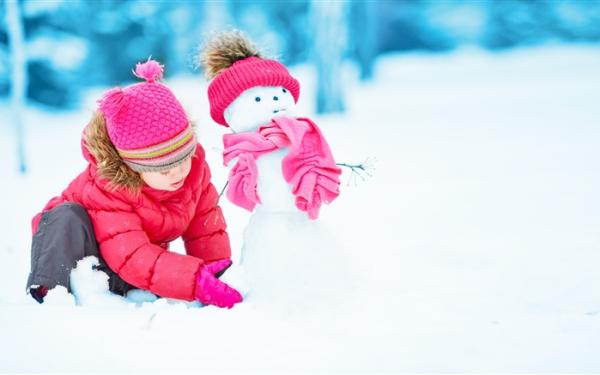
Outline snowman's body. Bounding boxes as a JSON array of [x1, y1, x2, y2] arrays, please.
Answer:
[[254, 148, 297, 213], [223, 86, 347, 309]]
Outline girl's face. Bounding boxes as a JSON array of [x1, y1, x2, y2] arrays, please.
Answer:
[[140, 156, 193, 191]]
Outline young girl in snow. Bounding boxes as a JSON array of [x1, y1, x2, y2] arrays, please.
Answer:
[[25, 59, 242, 309]]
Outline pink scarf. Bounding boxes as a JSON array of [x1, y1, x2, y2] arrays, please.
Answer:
[[223, 116, 341, 219]]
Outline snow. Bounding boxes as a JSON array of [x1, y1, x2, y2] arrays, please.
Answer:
[[237, 209, 350, 313], [1, 44, 600, 372]]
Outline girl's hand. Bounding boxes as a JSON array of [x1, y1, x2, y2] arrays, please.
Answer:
[[194, 259, 242, 309]]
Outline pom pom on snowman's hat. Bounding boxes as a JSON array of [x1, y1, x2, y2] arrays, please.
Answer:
[[200, 30, 300, 127], [200, 30, 262, 80]]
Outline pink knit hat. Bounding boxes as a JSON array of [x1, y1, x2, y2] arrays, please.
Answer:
[[97, 59, 196, 172], [207, 56, 300, 126]]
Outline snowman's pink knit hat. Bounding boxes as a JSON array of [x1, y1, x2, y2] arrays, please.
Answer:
[[97, 58, 196, 172], [207, 56, 300, 127]]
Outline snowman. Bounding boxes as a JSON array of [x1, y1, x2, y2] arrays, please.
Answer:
[[200, 31, 348, 309]]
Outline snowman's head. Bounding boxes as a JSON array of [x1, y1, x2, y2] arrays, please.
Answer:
[[224, 85, 297, 133], [201, 31, 300, 128]]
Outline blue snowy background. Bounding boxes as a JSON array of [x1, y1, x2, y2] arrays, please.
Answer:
[[2, 0, 600, 108], [2, 1, 600, 373], [2, 0, 600, 173]]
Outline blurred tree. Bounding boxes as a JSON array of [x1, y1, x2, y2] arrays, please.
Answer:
[[484, 0, 548, 49], [21, 0, 87, 108], [24, 0, 203, 92], [68, 1, 170, 85], [311, 0, 346, 114], [349, 0, 377, 81], [548, 0, 600, 42], [424, 0, 487, 48], [197, 0, 231, 70], [161, 1, 205, 74], [264, 0, 311, 64], [378, 0, 452, 53], [0, 5, 8, 97], [228, 0, 310, 65], [5, 0, 27, 173], [480, 0, 600, 49], [3, 0, 600, 114]]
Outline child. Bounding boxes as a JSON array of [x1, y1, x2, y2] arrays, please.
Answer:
[[25, 59, 242, 309]]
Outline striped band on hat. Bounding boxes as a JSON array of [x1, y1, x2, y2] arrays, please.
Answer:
[[116, 124, 197, 172]]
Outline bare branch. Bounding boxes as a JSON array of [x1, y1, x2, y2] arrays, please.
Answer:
[[219, 180, 229, 198], [337, 157, 377, 187]]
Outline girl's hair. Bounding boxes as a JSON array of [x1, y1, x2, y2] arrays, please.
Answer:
[[85, 111, 144, 192]]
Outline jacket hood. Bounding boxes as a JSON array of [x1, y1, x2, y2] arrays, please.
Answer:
[[82, 112, 144, 192]]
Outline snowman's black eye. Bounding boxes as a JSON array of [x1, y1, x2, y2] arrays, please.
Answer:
[[282, 88, 287, 94], [255, 97, 261, 102], [273, 96, 279, 101]]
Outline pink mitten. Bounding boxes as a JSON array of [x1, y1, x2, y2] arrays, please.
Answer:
[[194, 259, 242, 309]]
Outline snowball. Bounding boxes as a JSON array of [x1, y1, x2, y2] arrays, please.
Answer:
[[42, 285, 75, 306], [69, 256, 128, 308]]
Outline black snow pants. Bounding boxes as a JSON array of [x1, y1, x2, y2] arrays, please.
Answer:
[[26, 202, 135, 299]]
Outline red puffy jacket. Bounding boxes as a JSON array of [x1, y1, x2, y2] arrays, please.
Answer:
[[32, 139, 230, 301]]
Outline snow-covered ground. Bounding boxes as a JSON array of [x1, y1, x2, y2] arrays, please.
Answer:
[[1, 44, 600, 373]]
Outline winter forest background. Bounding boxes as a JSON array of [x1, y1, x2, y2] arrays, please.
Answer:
[[2, 0, 600, 172], [2, 0, 600, 373]]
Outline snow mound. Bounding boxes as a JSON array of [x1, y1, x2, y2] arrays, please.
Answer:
[[240, 210, 354, 314]]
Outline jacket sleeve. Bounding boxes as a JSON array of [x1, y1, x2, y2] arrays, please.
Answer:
[[182, 158, 231, 262], [90, 209, 202, 301]]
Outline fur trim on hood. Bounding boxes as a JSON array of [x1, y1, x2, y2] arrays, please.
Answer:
[[84, 111, 144, 192]]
